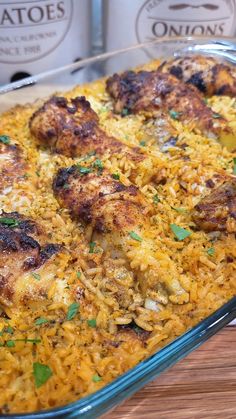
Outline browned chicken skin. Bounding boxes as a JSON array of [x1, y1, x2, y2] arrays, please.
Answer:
[[53, 166, 189, 304], [193, 178, 236, 232], [159, 55, 236, 97], [106, 70, 231, 140], [53, 166, 148, 239], [0, 211, 61, 306], [0, 141, 26, 192], [29, 95, 144, 163]]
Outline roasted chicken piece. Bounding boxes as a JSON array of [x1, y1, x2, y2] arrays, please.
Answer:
[[159, 55, 236, 97], [29, 95, 143, 161], [0, 139, 26, 192], [53, 166, 189, 305], [193, 178, 236, 232], [0, 212, 61, 306], [29, 95, 165, 184], [106, 70, 234, 144]]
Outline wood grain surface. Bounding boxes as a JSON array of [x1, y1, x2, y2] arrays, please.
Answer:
[[104, 326, 236, 419]]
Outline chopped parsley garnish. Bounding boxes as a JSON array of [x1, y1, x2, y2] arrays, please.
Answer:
[[92, 374, 102, 383], [171, 206, 187, 213], [153, 194, 159, 204], [76, 271, 81, 279], [207, 247, 215, 257], [212, 112, 221, 119], [169, 110, 182, 120], [31, 273, 41, 281], [121, 108, 129, 116], [0, 326, 13, 336], [35, 170, 40, 177], [63, 183, 70, 190], [89, 241, 96, 253], [0, 217, 19, 228], [0, 135, 10, 144], [112, 173, 120, 180], [77, 165, 91, 175], [33, 362, 53, 388], [233, 158, 236, 175], [87, 319, 97, 328], [93, 159, 103, 174], [139, 140, 146, 147], [35, 318, 48, 326], [5, 326, 13, 334], [99, 106, 108, 113], [6, 340, 15, 348], [170, 224, 191, 241], [66, 302, 80, 321], [129, 231, 142, 242]]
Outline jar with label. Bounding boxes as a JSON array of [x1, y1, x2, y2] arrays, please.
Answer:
[[103, 0, 236, 69], [0, 0, 91, 85]]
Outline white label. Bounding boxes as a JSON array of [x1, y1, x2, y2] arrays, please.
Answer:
[[104, 0, 236, 72], [0, 0, 73, 64], [136, 0, 236, 43]]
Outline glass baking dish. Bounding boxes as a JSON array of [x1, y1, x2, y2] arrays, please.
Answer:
[[0, 36, 236, 418]]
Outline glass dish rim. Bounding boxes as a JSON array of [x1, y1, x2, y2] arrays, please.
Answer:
[[0, 35, 236, 418], [3, 298, 236, 419], [1, 35, 236, 95]]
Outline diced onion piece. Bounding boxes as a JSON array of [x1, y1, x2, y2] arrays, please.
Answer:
[[144, 298, 160, 312]]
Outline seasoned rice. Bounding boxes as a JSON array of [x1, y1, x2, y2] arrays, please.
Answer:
[[0, 59, 235, 414]]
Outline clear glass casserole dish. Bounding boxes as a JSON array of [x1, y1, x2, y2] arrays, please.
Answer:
[[0, 36, 236, 418]]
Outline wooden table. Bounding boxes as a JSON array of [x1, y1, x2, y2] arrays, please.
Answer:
[[105, 326, 236, 419]]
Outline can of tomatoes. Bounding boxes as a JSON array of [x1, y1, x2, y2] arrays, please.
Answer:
[[0, 0, 91, 85]]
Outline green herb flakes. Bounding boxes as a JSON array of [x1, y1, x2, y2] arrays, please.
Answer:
[[0, 135, 10, 144], [93, 159, 103, 174], [6, 340, 15, 348], [170, 224, 191, 241], [63, 183, 70, 190], [5, 326, 13, 334], [171, 206, 187, 213], [0, 326, 13, 336], [35, 318, 48, 326], [139, 140, 146, 146], [153, 194, 159, 204], [33, 362, 53, 388], [169, 110, 182, 120], [212, 112, 221, 119], [207, 247, 215, 257], [129, 231, 142, 242], [112, 173, 120, 180], [0, 217, 19, 228], [233, 158, 236, 175], [76, 271, 81, 279], [66, 302, 80, 321], [87, 319, 96, 328], [77, 165, 91, 175], [92, 374, 102, 383], [89, 241, 96, 253], [32, 273, 41, 281], [121, 108, 129, 116], [99, 106, 108, 113]]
